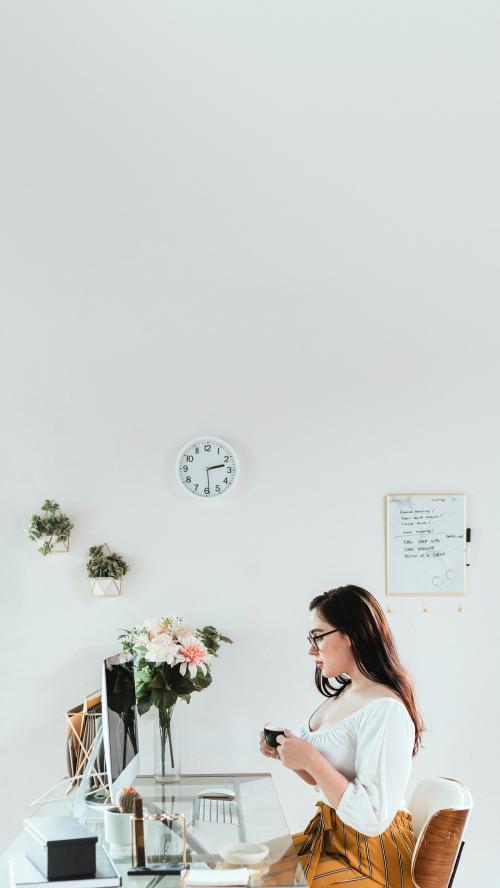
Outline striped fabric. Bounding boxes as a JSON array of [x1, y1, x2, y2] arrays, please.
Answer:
[[263, 801, 416, 888]]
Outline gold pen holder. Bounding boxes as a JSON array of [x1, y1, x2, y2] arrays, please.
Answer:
[[132, 812, 187, 867]]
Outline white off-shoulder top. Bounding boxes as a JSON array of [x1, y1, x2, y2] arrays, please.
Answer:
[[295, 697, 414, 836]]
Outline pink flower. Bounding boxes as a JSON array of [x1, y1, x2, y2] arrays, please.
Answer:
[[177, 636, 210, 678]]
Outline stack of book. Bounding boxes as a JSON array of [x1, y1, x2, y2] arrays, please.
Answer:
[[10, 844, 121, 887], [9, 817, 121, 888]]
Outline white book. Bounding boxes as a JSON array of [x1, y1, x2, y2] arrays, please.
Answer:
[[9, 844, 121, 887], [183, 867, 249, 886]]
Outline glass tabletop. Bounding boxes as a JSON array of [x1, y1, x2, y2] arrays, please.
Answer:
[[1, 773, 307, 887]]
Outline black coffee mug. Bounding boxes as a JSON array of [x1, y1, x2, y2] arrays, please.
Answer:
[[264, 725, 286, 749]]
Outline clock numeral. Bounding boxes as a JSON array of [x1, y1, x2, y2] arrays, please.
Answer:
[[215, 485, 221, 493], [194, 484, 198, 491], [223, 477, 228, 485], [227, 467, 232, 473], [204, 487, 210, 495], [224, 455, 229, 462], [195, 447, 199, 454], [186, 476, 191, 484], [187, 455, 194, 462], [204, 444, 211, 452], [183, 465, 188, 472]]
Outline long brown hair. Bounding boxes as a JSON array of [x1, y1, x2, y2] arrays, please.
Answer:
[[310, 585, 424, 756]]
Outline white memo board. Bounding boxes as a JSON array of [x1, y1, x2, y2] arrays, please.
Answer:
[[386, 494, 467, 596]]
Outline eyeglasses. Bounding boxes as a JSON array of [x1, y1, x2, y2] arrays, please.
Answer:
[[307, 629, 340, 650]]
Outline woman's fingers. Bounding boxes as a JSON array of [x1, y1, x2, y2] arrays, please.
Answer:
[[259, 736, 278, 758]]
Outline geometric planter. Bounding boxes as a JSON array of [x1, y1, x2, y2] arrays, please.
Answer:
[[41, 533, 70, 553], [90, 577, 123, 598]]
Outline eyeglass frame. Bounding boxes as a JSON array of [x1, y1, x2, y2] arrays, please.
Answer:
[[307, 628, 340, 650]]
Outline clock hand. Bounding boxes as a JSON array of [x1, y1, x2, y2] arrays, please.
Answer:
[[206, 469, 210, 494], [207, 464, 225, 471]]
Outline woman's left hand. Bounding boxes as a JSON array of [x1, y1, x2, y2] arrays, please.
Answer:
[[276, 729, 315, 771]]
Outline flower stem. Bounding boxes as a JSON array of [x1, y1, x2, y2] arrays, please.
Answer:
[[159, 707, 176, 776], [167, 715, 175, 768]]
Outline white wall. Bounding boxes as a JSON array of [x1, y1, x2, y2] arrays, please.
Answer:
[[1, 3, 499, 885]]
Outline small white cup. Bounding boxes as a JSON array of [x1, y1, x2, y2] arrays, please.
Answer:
[[220, 843, 269, 864], [104, 807, 133, 857]]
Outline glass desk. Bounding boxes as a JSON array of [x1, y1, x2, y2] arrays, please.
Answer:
[[0, 773, 307, 887]]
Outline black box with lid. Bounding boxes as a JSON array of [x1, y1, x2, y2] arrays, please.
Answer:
[[24, 816, 98, 880]]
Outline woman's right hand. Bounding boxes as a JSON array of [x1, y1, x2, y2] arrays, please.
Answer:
[[259, 730, 280, 759]]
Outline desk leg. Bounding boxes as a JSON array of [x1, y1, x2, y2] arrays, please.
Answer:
[[233, 784, 247, 842]]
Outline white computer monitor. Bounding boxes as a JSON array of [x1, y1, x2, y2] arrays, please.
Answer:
[[101, 652, 140, 803]]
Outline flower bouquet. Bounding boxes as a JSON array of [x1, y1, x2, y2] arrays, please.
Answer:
[[119, 617, 232, 782]]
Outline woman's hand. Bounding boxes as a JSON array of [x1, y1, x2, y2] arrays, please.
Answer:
[[276, 729, 316, 771], [259, 730, 280, 760]]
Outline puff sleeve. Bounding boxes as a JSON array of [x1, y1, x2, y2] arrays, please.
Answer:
[[334, 699, 414, 836]]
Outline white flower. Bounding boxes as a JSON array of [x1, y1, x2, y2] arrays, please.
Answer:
[[171, 617, 196, 642], [143, 618, 167, 638], [145, 634, 183, 665]]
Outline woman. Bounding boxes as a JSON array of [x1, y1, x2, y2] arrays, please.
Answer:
[[260, 585, 423, 888]]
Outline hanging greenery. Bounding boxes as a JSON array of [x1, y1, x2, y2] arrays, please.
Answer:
[[86, 543, 129, 579], [25, 499, 74, 555]]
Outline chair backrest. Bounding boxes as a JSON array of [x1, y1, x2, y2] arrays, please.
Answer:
[[408, 777, 473, 888]]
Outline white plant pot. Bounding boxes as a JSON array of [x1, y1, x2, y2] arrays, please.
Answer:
[[104, 807, 133, 857], [40, 534, 70, 553], [90, 577, 123, 597]]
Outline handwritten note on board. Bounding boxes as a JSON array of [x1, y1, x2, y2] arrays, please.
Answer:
[[386, 494, 467, 596]]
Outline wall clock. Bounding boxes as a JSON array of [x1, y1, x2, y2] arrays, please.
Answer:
[[176, 437, 239, 498]]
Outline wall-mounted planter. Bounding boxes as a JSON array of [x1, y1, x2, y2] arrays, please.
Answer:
[[90, 577, 123, 597], [41, 533, 70, 553], [25, 500, 74, 556], [87, 543, 128, 598]]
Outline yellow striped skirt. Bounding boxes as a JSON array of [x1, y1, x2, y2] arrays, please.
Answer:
[[263, 801, 416, 888]]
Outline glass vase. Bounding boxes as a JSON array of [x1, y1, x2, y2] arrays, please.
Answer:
[[154, 706, 181, 783]]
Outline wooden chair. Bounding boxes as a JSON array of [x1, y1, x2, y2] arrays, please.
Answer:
[[408, 777, 473, 888]]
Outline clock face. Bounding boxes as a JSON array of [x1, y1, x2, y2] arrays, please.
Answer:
[[176, 437, 239, 498]]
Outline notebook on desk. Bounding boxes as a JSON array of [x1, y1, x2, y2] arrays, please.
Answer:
[[9, 843, 121, 887]]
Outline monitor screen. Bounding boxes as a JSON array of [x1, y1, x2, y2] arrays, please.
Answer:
[[102, 653, 139, 787]]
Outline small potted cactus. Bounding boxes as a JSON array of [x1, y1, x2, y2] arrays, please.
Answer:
[[25, 499, 74, 555], [104, 786, 140, 855], [117, 786, 141, 813], [87, 543, 129, 597]]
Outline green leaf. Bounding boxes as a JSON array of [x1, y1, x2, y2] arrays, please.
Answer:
[[137, 700, 151, 716], [146, 677, 164, 689]]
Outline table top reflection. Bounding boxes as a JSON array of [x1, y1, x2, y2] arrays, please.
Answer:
[[0, 773, 307, 888]]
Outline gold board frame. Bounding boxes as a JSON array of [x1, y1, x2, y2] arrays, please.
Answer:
[[385, 493, 467, 597]]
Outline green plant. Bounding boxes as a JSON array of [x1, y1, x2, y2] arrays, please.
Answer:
[[25, 499, 74, 555], [86, 544, 129, 579]]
